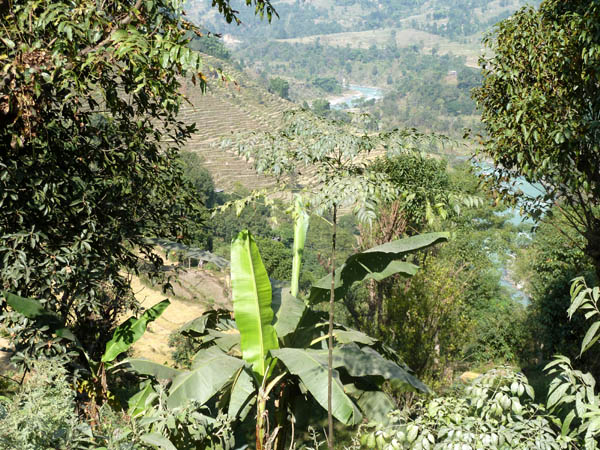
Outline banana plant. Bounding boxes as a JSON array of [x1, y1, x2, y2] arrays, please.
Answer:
[[123, 228, 447, 449], [2, 290, 169, 404]]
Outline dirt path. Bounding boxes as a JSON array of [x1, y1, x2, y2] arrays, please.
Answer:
[[130, 270, 229, 364]]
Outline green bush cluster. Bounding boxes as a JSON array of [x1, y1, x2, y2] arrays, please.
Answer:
[[356, 368, 569, 450], [0, 359, 92, 449]]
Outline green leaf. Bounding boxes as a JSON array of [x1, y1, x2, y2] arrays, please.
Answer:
[[231, 230, 279, 378], [114, 358, 181, 380], [334, 344, 429, 393], [581, 321, 600, 355], [3, 291, 78, 343], [309, 232, 449, 303], [4, 291, 60, 323], [345, 385, 395, 424], [167, 347, 244, 408], [101, 299, 170, 363], [228, 367, 256, 420], [333, 329, 376, 345], [272, 285, 306, 339], [140, 433, 177, 450], [179, 315, 211, 336], [547, 381, 570, 409], [128, 382, 158, 418], [0, 38, 15, 49], [561, 409, 576, 437], [111, 29, 129, 42], [291, 196, 310, 297], [271, 347, 362, 425], [208, 329, 240, 352]]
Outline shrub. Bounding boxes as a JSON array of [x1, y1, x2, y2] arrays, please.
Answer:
[[356, 367, 571, 449], [0, 359, 92, 449]]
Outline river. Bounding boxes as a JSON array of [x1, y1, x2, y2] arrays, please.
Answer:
[[476, 163, 548, 306], [329, 84, 384, 109]]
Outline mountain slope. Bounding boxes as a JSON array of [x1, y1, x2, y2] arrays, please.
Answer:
[[176, 54, 292, 190]]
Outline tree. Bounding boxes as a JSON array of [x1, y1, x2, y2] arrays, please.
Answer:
[[311, 98, 331, 116], [517, 210, 597, 375], [473, 0, 600, 278], [180, 151, 216, 209], [0, 0, 275, 361], [268, 77, 290, 99]]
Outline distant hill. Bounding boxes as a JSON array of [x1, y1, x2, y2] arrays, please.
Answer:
[[185, 0, 541, 43]]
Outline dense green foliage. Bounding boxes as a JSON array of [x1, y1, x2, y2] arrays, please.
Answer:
[[0, 0, 274, 362], [0, 0, 209, 362], [267, 76, 290, 99], [474, 0, 600, 277], [358, 367, 571, 449], [3, 0, 600, 449], [0, 360, 91, 449], [514, 211, 598, 375]]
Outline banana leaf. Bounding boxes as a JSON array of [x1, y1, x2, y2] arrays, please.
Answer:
[[113, 358, 181, 380], [167, 346, 244, 409], [291, 196, 310, 297], [227, 367, 256, 420], [3, 291, 78, 343], [271, 284, 306, 339], [271, 347, 362, 425], [102, 299, 170, 363], [309, 232, 449, 303], [231, 230, 279, 378], [344, 384, 395, 425], [333, 344, 429, 393], [128, 381, 158, 419]]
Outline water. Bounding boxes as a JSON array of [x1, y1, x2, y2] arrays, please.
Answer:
[[474, 162, 547, 305], [330, 84, 384, 109]]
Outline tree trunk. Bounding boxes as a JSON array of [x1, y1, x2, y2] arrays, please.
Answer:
[[585, 223, 600, 281], [327, 204, 337, 450]]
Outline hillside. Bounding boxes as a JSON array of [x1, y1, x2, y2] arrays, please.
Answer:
[[176, 54, 292, 190], [130, 270, 230, 364], [186, 0, 540, 42], [181, 0, 541, 138]]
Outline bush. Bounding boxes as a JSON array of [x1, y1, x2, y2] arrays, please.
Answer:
[[268, 77, 290, 99], [0, 359, 92, 449], [356, 367, 570, 449]]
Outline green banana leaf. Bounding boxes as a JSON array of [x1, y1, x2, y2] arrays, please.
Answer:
[[113, 358, 182, 380], [272, 284, 306, 339], [128, 381, 158, 419], [207, 329, 241, 353], [102, 299, 170, 363], [333, 344, 429, 393], [271, 347, 362, 425], [333, 329, 376, 345], [179, 309, 235, 338], [227, 367, 256, 420], [3, 291, 78, 343], [230, 230, 279, 378], [291, 196, 310, 297], [167, 346, 244, 408], [344, 384, 395, 425], [309, 232, 449, 303]]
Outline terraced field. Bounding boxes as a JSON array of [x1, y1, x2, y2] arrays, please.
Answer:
[[176, 55, 292, 190]]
